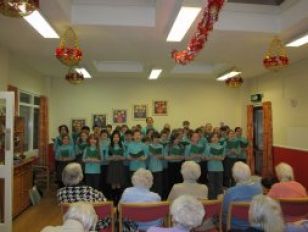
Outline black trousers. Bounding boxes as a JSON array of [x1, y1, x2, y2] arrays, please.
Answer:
[[151, 171, 163, 197], [199, 161, 208, 184], [167, 162, 183, 194], [56, 160, 71, 188], [223, 157, 237, 187], [162, 168, 169, 200], [100, 165, 110, 199], [208, 171, 223, 200], [85, 173, 101, 190]]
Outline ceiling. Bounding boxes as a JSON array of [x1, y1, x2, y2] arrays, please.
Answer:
[[0, 0, 307, 81], [228, 0, 285, 5]]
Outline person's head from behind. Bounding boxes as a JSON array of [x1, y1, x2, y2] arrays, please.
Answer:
[[62, 162, 83, 187], [275, 162, 294, 182], [64, 202, 98, 232], [232, 161, 251, 184], [249, 195, 284, 232], [131, 168, 153, 189], [171, 195, 205, 230], [181, 161, 201, 183]]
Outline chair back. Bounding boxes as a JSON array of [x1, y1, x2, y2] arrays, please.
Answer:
[[227, 201, 250, 231], [61, 201, 114, 232], [192, 199, 223, 232], [278, 198, 308, 222], [118, 201, 170, 232]]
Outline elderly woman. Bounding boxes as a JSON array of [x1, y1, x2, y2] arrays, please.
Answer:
[[41, 202, 98, 232], [246, 195, 285, 232], [222, 161, 262, 230], [120, 168, 161, 231], [168, 161, 208, 202], [268, 162, 307, 198], [57, 162, 106, 203], [148, 195, 205, 232]]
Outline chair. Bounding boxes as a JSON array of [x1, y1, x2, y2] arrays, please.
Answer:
[[192, 199, 223, 232], [118, 201, 170, 232], [61, 201, 115, 232], [278, 198, 308, 222], [226, 201, 250, 232]]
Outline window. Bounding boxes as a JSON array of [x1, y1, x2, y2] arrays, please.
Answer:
[[19, 91, 40, 153]]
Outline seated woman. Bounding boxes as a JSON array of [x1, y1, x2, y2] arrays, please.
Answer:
[[268, 162, 307, 198], [57, 162, 106, 203], [245, 195, 285, 232], [120, 168, 161, 231], [148, 195, 205, 232], [41, 202, 98, 232], [168, 161, 208, 202], [222, 161, 262, 230]]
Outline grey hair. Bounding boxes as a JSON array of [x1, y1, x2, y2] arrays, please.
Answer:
[[131, 168, 153, 189], [275, 162, 294, 182], [232, 161, 251, 183], [249, 195, 285, 232], [171, 195, 205, 229], [181, 161, 201, 181], [64, 202, 98, 231], [62, 162, 84, 186]]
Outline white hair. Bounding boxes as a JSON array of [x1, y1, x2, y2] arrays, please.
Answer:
[[64, 202, 98, 231], [249, 195, 285, 232], [181, 161, 201, 182], [171, 195, 205, 229], [62, 162, 84, 186], [275, 162, 294, 182], [131, 168, 153, 189], [232, 161, 251, 183]]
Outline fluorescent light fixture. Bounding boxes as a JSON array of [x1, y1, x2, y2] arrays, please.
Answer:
[[217, 71, 241, 81], [167, 7, 201, 42], [75, 68, 92, 79], [23, 10, 59, 38], [148, 69, 162, 80], [286, 34, 308, 47]]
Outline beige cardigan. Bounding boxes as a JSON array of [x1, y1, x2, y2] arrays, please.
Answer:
[[167, 181, 208, 202]]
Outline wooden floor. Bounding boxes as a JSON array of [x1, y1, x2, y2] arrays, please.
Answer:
[[13, 189, 62, 232]]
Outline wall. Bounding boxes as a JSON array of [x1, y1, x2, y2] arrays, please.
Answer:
[[0, 46, 9, 91], [247, 58, 308, 148], [49, 76, 246, 138]]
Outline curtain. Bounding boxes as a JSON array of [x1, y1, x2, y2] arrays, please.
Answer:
[[39, 96, 49, 166], [262, 101, 273, 177], [7, 85, 18, 116], [246, 105, 255, 174]]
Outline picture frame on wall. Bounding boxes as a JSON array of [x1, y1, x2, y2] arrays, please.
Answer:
[[112, 109, 127, 124], [92, 114, 107, 128], [133, 104, 147, 120], [72, 119, 86, 133], [153, 100, 168, 116]]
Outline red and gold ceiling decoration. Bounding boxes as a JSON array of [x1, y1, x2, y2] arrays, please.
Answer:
[[225, 76, 244, 88], [0, 0, 38, 17], [55, 27, 83, 67], [171, 0, 225, 65], [65, 68, 84, 85], [263, 36, 289, 71]]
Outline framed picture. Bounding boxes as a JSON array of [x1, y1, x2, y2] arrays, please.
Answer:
[[153, 100, 168, 116], [133, 104, 147, 120], [92, 114, 107, 128], [112, 109, 127, 124], [72, 119, 86, 133]]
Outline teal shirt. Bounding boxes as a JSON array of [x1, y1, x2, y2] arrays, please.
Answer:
[[160, 140, 169, 169], [148, 143, 164, 172], [184, 143, 206, 163], [100, 139, 110, 165], [168, 144, 185, 163], [107, 144, 125, 158], [205, 143, 225, 172], [224, 138, 241, 159], [237, 136, 248, 160], [126, 141, 148, 171], [83, 146, 103, 174], [75, 141, 88, 155], [72, 132, 80, 144], [54, 135, 74, 151], [123, 140, 131, 166], [55, 144, 75, 160]]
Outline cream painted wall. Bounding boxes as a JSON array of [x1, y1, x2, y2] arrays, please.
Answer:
[[0, 46, 9, 91], [49, 77, 245, 138], [247, 58, 308, 148]]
